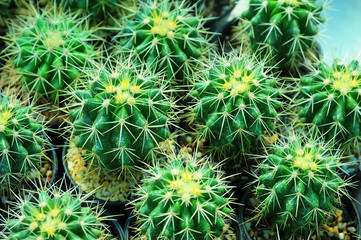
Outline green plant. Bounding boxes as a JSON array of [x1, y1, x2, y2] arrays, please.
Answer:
[[4, 4, 98, 106], [2, 186, 111, 240], [134, 155, 234, 240], [57, 0, 137, 28], [0, 90, 48, 196], [68, 56, 176, 176], [233, 0, 325, 74], [189, 51, 281, 156], [255, 132, 347, 236], [296, 58, 361, 149], [115, 0, 212, 83]]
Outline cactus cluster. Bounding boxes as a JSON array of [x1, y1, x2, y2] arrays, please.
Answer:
[[4, 188, 111, 240], [0, 91, 47, 195], [115, 0, 211, 82], [69, 57, 175, 176], [255, 133, 346, 235], [189, 51, 281, 155], [134, 156, 234, 240], [297, 58, 361, 148], [234, 0, 325, 73], [5, 6, 97, 105]]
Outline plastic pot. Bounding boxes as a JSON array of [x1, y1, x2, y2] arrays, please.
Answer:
[[103, 210, 126, 240], [61, 144, 129, 216], [239, 185, 361, 240]]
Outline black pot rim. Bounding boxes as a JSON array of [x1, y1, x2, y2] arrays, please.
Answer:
[[61, 142, 128, 207], [48, 143, 59, 186], [239, 185, 361, 240], [103, 210, 125, 240]]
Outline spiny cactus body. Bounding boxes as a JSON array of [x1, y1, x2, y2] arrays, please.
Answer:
[[190, 51, 281, 156], [116, 0, 211, 82], [5, 5, 97, 105], [0, 91, 47, 195], [235, 0, 325, 73], [58, 0, 137, 27], [4, 188, 111, 240], [134, 156, 234, 240], [69, 57, 175, 176], [297, 58, 361, 147], [256, 133, 346, 235]]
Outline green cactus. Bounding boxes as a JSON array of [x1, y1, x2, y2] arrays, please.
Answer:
[[296, 58, 361, 148], [255, 132, 347, 235], [0, 90, 48, 195], [134, 156, 234, 240], [115, 0, 211, 83], [68, 57, 175, 176], [5, 5, 98, 106], [234, 0, 325, 74], [189, 51, 281, 156], [3, 187, 111, 240], [57, 0, 137, 28]]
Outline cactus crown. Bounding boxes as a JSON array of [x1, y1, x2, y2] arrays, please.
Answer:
[[0, 91, 48, 195], [115, 0, 212, 82], [255, 132, 347, 236], [190, 51, 281, 156], [134, 155, 234, 240], [5, 4, 98, 105], [68, 56, 175, 176], [234, 0, 325, 73], [297, 58, 361, 147], [3, 186, 112, 240]]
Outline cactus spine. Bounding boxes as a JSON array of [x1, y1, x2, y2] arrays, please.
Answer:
[[134, 156, 234, 240]]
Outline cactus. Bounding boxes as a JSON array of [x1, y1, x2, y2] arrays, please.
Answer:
[[3, 187, 112, 240], [134, 155, 234, 240], [115, 0, 211, 83], [0, 90, 48, 196], [4, 5, 98, 106], [189, 51, 281, 156], [255, 132, 347, 235], [234, 0, 325, 74], [57, 0, 137, 28], [296, 58, 361, 148], [68, 56, 175, 176]]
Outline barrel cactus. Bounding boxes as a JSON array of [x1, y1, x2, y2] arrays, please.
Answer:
[[0, 90, 48, 196], [297, 58, 361, 148], [255, 132, 347, 236], [3, 187, 112, 240], [189, 51, 281, 156], [68, 57, 175, 176], [115, 0, 211, 83], [5, 5, 98, 106], [134, 156, 234, 239], [234, 0, 325, 74]]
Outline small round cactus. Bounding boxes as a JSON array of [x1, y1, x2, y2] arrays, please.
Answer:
[[5, 5, 98, 105], [68, 56, 175, 176], [297, 58, 361, 148], [134, 155, 234, 239], [0, 90, 48, 195], [255, 132, 347, 236], [115, 0, 212, 82], [3, 187, 112, 240], [234, 0, 325, 74], [189, 51, 281, 156]]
